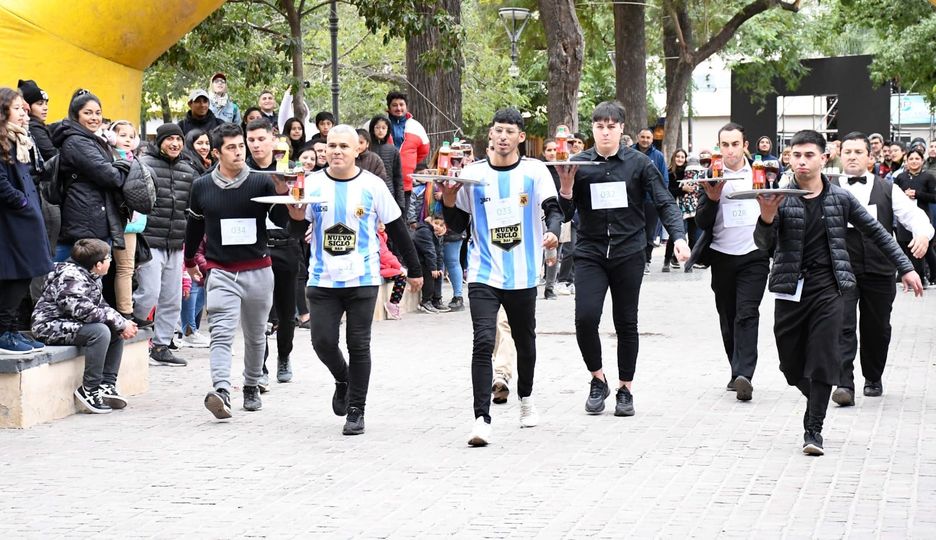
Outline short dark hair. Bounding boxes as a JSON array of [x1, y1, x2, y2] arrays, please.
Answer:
[[906, 148, 925, 161], [890, 141, 906, 152], [718, 122, 746, 142], [841, 131, 871, 154], [386, 91, 407, 108], [491, 108, 524, 130], [314, 111, 335, 127], [790, 129, 826, 153], [210, 122, 244, 151], [369, 115, 391, 145], [356, 128, 371, 145], [245, 118, 273, 134], [592, 101, 626, 124], [71, 238, 110, 269], [313, 140, 327, 149]]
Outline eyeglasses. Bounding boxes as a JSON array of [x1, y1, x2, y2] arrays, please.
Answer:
[[74, 88, 91, 97]]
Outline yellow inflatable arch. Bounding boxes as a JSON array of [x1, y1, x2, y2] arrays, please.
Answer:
[[0, 0, 224, 121]]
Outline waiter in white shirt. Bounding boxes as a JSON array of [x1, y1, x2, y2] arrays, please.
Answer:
[[690, 123, 769, 402], [831, 132, 934, 406]]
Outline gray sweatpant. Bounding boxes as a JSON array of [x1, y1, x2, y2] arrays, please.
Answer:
[[205, 267, 274, 391], [132, 247, 183, 346]]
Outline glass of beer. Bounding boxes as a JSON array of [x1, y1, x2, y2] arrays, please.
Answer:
[[764, 160, 780, 189]]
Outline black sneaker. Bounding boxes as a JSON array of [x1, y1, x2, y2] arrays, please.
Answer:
[[431, 300, 451, 313], [332, 381, 349, 416], [585, 376, 610, 414], [863, 379, 883, 397], [149, 345, 187, 367], [614, 386, 636, 417], [277, 356, 293, 383], [99, 383, 127, 410], [832, 387, 855, 407], [543, 288, 557, 300], [448, 296, 465, 311], [343, 406, 365, 435], [726, 378, 736, 391], [74, 386, 112, 414], [205, 388, 232, 419], [131, 316, 154, 328], [661, 263, 671, 273], [243, 385, 262, 411], [734, 375, 753, 402], [803, 430, 824, 456], [168, 339, 180, 351], [670, 259, 680, 269], [417, 301, 439, 314]]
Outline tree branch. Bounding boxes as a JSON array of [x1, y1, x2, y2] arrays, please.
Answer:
[[666, 4, 690, 59], [299, 0, 333, 18], [248, 23, 287, 38], [694, 0, 778, 66]]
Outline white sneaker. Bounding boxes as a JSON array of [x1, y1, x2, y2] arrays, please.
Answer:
[[182, 331, 210, 349], [468, 416, 492, 447], [556, 283, 572, 296], [520, 396, 539, 428]]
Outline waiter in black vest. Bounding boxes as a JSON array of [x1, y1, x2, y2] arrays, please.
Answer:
[[831, 132, 934, 406]]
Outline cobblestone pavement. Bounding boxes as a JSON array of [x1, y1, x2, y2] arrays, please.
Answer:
[[2, 251, 935, 538]]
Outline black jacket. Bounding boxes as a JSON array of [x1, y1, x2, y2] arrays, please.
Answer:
[[894, 169, 936, 218], [178, 110, 223, 136], [51, 120, 128, 248], [753, 177, 913, 295], [372, 141, 405, 209], [559, 145, 684, 260], [413, 221, 443, 272], [29, 116, 57, 161], [139, 150, 197, 250]]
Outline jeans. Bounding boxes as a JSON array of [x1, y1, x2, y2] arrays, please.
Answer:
[[179, 281, 205, 334], [73, 323, 123, 390], [443, 240, 464, 297], [307, 286, 379, 412], [467, 283, 537, 423]]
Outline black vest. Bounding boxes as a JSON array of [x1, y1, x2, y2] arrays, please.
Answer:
[[841, 176, 896, 276]]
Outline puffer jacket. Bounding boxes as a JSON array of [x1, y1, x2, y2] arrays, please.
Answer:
[[139, 150, 197, 250], [31, 261, 127, 344], [377, 229, 402, 278], [51, 120, 129, 248], [753, 177, 913, 295], [372, 141, 405, 209]]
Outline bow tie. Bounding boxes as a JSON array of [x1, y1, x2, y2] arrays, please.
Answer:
[[847, 176, 867, 185]]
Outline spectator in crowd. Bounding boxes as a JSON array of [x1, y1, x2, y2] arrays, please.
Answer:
[[135, 123, 198, 365], [413, 214, 449, 314], [377, 221, 408, 320], [312, 141, 328, 170], [385, 91, 430, 214], [541, 138, 563, 300], [308, 111, 335, 144], [283, 117, 306, 160], [368, 115, 405, 210], [179, 237, 209, 343], [354, 129, 390, 187], [887, 141, 906, 179], [894, 148, 936, 286], [780, 146, 792, 171], [633, 127, 668, 275], [178, 90, 223, 136], [18, 80, 56, 161], [826, 140, 843, 171], [208, 73, 241, 125], [0, 87, 53, 354], [570, 132, 587, 156], [258, 90, 277, 126], [926, 140, 936, 175], [663, 148, 692, 272], [182, 129, 215, 176], [240, 106, 263, 136], [622, 134, 634, 147], [32, 239, 138, 413], [869, 132, 884, 162], [752, 136, 778, 162]]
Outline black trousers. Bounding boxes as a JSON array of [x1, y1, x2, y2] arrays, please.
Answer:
[[419, 257, 443, 303], [709, 249, 769, 380], [468, 283, 537, 423], [840, 272, 896, 389], [557, 223, 577, 284], [574, 251, 645, 381], [307, 285, 379, 411], [264, 244, 298, 367], [644, 201, 658, 262], [0, 279, 31, 334], [774, 271, 844, 386], [295, 242, 311, 318], [796, 378, 832, 433]]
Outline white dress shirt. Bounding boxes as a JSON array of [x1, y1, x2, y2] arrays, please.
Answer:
[[841, 171, 934, 239], [711, 160, 760, 255]]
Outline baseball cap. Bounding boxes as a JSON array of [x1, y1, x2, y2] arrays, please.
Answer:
[[212, 72, 227, 82], [188, 89, 210, 102]]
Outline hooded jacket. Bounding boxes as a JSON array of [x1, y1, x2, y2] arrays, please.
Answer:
[[51, 119, 129, 248], [177, 110, 223, 137], [32, 261, 128, 344], [388, 113, 430, 192], [372, 140, 405, 209], [139, 148, 198, 250]]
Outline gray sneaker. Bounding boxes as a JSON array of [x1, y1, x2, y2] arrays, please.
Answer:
[[277, 356, 293, 383], [585, 377, 610, 414], [614, 386, 635, 417], [149, 345, 187, 367]]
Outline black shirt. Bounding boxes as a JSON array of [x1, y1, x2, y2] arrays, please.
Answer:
[[800, 190, 836, 291]]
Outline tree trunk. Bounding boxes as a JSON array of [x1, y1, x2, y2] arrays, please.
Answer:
[[282, 0, 307, 123], [662, 63, 693, 160], [614, 1, 646, 139], [539, 0, 584, 135], [405, 0, 463, 153], [661, 4, 692, 159], [662, 11, 681, 154], [160, 94, 172, 124]]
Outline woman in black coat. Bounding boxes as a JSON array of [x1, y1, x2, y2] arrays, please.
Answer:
[[182, 129, 215, 176], [369, 115, 405, 211], [895, 148, 936, 283], [0, 87, 52, 353]]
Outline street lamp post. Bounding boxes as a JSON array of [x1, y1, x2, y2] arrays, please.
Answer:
[[329, 0, 340, 123], [498, 7, 530, 78]]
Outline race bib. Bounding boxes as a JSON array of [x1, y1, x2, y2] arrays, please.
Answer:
[[323, 222, 357, 256], [590, 182, 628, 209], [220, 218, 257, 246], [723, 201, 758, 228], [487, 197, 521, 228], [491, 224, 522, 252], [773, 278, 804, 303], [324, 252, 364, 282]]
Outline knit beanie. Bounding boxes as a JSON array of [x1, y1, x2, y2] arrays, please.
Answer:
[[156, 123, 184, 148], [17, 79, 47, 105]]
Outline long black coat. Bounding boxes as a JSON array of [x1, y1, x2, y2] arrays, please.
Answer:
[[0, 150, 52, 280], [139, 150, 197, 250], [51, 120, 128, 248]]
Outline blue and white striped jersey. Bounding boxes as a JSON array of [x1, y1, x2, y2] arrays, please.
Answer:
[[304, 168, 402, 288], [455, 158, 558, 290]]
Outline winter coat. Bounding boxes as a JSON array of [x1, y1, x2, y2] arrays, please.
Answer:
[[31, 261, 127, 344], [753, 177, 913, 295], [178, 110, 223, 137], [413, 221, 443, 272], [377, 229, 403, 278], [51, 120, 129, 248], [29, 116, 57, 161], [894, 169, 936, 218], [356, 150, 390, 187], [387, 113, 430, 192], [139, 150, 197, 250], [181, 149, 215, 176], [372, 141, 405, 209], [0, 151, 53, 279], [209, 97, 241, 125]]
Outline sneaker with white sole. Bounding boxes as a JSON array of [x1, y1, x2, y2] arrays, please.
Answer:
[[384, 301, 402, 320], [556, 283, 572, 296], [74, 385, 111, 414], [205, 388, 232, 419], [181, 331, 210, 348], [520, 396, 539, 427], [99, 383, 127, 410], [468, 416, 492, 447], [418, 301, 439, 314]]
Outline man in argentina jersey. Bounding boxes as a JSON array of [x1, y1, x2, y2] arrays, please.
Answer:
[[300, 125, 423, 436], [442, 108, 562, 447]]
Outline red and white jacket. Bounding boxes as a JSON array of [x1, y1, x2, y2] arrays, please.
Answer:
[[388, 114, 430, 192]]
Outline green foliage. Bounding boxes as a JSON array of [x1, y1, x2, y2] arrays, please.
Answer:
[[352, 0, 465, 71]]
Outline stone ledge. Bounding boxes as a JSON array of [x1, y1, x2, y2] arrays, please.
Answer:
[[372, 280, 422, 321]]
